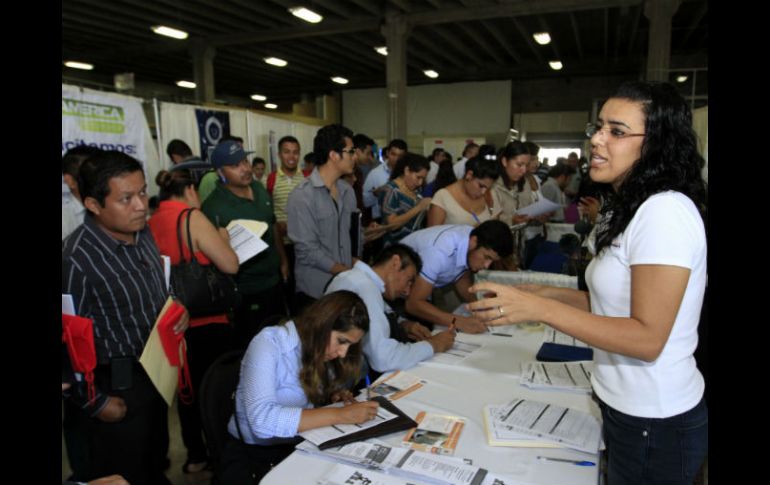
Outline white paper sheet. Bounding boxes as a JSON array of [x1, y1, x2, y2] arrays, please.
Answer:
[[429, 339, 482, 365], [514, 197, 562, 217], [542, 328, 590, 348], [489, 399, 601, 454], [299, 403, 398, 447], [226, 219, 269, 264], [519, 361, 593, 393]]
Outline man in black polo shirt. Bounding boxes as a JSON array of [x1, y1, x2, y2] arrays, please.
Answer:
[[62, 151, 188, 485]]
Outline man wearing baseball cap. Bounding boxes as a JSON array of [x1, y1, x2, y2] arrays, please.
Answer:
[[201, 140, 289, 349]]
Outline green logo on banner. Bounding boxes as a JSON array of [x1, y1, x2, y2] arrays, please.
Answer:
[[62, 98, 125, 134]]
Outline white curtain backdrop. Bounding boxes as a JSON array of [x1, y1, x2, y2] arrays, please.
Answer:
[[159, 101, 322, 176]]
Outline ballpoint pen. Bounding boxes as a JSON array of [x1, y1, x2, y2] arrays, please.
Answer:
[[365, 375, 371, 400], [537, 456, 596, 466]]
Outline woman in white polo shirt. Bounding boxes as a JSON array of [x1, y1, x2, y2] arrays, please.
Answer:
[[468, 81, 707, 485]]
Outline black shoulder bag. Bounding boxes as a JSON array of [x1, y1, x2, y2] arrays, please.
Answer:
[[171, 208, 241, 318]]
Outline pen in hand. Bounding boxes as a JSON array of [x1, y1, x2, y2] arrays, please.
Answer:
[[365, 375, 371, 400]]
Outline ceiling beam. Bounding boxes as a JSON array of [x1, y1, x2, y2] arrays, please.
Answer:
[[537, 15, 562, 62], [428, 24, 484, 67], [456, 22, 505, 65], [409, 31, 466, 69], [512, 17, 544, 63], [677, 2, 708, 48], [603, 7, 609, 61], [626, 4, 643, 56], [312, 0, 354, 19], [227, 0, 294, 26], [348, 0, 382, 16], [404, 0, 642, 26], [568, 12, 584, 60], [481, 21, 523, 63], [388, 0, 413, 13]]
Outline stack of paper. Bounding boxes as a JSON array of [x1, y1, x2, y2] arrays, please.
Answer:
[[483, 399, 601, 454], [519, 361, 594, 394], [226, 219, 268, 264], [300, 440, 521, 485]]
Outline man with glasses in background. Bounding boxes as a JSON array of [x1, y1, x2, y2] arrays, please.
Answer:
[[287, 124, 361, 312]]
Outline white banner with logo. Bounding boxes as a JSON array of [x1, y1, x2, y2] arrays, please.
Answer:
[[62, 84, 152, 164]]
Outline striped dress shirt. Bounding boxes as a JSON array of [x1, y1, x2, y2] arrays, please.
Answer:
[[62, 215, 168, 364]]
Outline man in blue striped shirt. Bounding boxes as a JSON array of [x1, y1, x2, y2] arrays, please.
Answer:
[[63, 151, 188, 485]]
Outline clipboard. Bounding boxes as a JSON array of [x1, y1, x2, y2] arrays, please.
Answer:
[[317, 396, 418, 450]]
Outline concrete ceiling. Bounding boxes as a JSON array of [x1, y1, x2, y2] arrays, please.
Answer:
[[62, 0, 708, 111]]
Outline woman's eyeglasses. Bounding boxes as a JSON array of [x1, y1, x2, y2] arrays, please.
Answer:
[[586, 122, 645, 140]]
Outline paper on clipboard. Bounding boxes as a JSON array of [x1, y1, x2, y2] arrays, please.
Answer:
[[226, 219, 269, 265], [139, 297, 182, 406], [515, 197, 561, 217]]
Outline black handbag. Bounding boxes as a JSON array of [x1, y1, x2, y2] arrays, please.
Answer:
[[171, 208, 241, 318]]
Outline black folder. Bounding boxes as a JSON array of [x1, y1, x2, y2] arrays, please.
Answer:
[[536, 342, 594, 362], [316, 396, 418, 450]]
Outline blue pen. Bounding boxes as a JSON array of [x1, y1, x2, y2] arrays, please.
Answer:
[[365, 375, 371, 400], [470, 211, 481, 224], [538, 456, 596, 466]]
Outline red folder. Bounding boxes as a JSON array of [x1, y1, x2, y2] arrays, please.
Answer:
[[61, 314, 97, 404], [156, 300, 193, 404]]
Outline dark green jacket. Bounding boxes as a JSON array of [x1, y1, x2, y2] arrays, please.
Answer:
[[201, 180, 280, 294]]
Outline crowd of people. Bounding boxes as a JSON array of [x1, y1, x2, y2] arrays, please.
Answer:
[[62, 81, 707, 485]]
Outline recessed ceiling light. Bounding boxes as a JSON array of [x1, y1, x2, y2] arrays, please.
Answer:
[[423, 70, 439, 79], [533, 32, 551, 45], [264, 103, 278, 109], [151, 25, 188, 40], [375, 46, 388, 56], [331, 76, 349, 84], [548, 60, 563, 70], [251, 94, 267, 101], [264, 57, 288, 67], [676, 75, 688, 83], [176, 80, 196, 89], [64, 61, 94, 70], [288, 7, 323, 24]]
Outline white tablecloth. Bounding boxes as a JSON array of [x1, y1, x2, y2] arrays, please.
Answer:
[[262, 324, 601, 485]]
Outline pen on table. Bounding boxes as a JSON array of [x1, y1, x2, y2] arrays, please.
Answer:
[[365, 375, 371, 400], [537, 456, 596, 467], [490, 332, 512, 337]]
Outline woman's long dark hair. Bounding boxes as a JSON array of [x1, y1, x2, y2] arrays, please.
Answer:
[[433, 157, 457, 192], [594, 81, 707, 255], [497, 141, 531, 190], [295, 291, 369, 405], [390, 152, 430, 180]]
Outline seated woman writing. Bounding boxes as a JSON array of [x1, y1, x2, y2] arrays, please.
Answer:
[[221, 291, 378, 482]]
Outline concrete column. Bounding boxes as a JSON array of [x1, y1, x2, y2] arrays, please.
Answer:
[[190, 41, 216, 103], [644, 0, 681, 82], [382, 17, 409, 141]]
